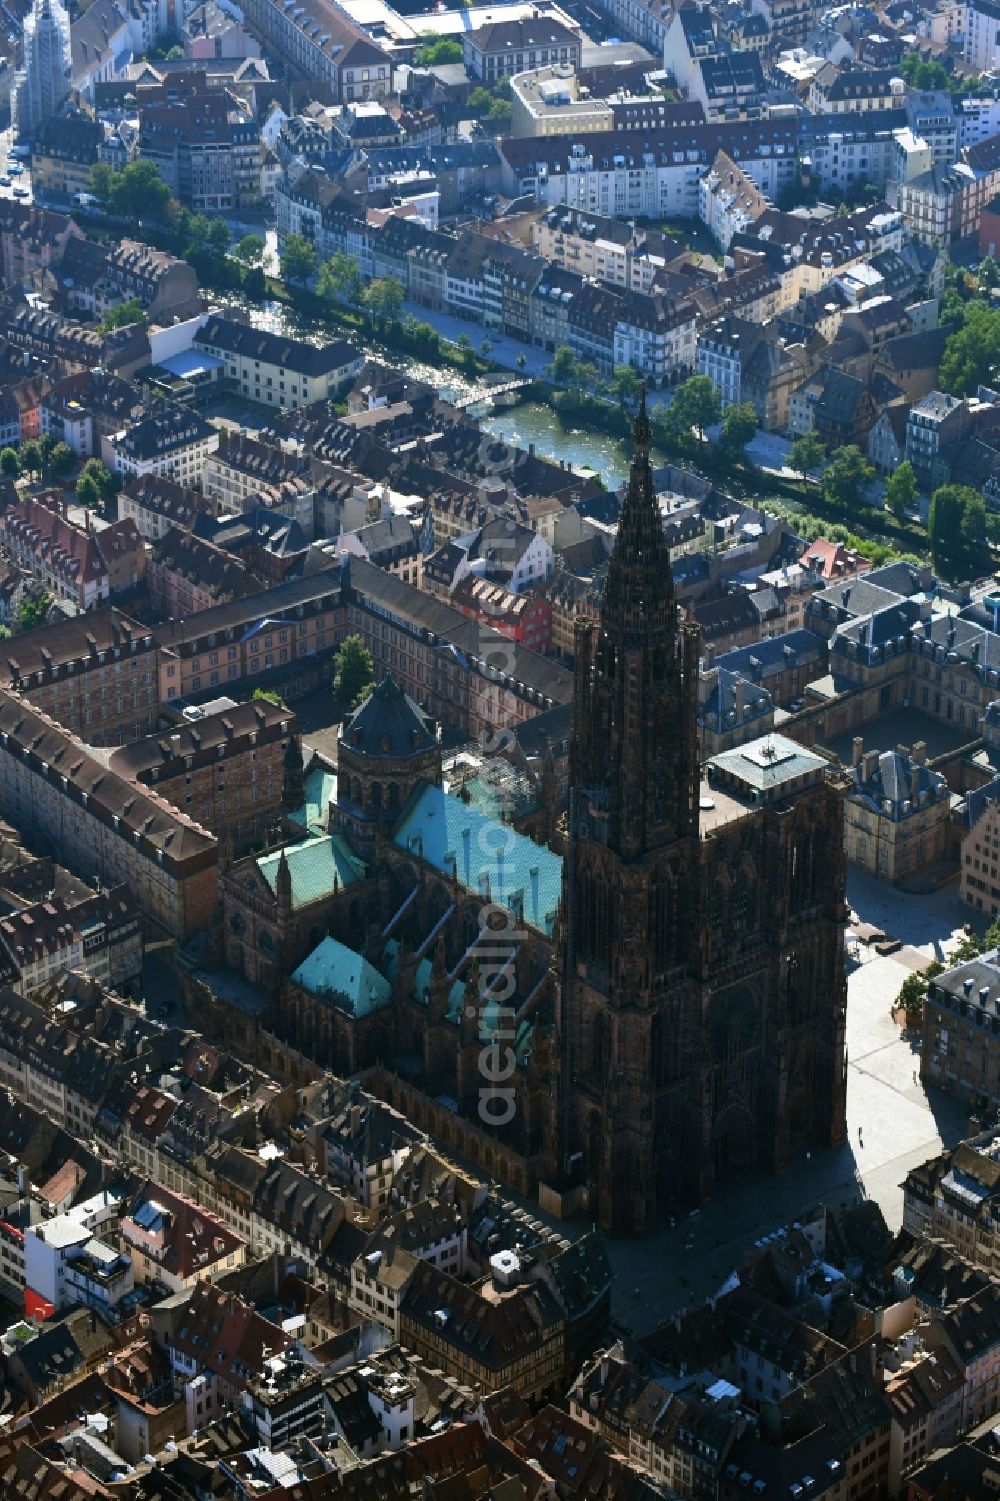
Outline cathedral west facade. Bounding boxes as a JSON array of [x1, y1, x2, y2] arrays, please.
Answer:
[[224, 396, 848, 1235]]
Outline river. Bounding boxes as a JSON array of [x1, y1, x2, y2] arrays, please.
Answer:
[[228, 294, 647, 490]]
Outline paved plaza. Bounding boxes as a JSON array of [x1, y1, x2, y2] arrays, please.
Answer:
[[603, 870, 976, 1336]]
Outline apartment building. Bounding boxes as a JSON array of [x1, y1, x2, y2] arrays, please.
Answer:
[[193, 316, 363, 410], [843, 741, 951, 883], [2, 609, 160, 747], [40, 370, 145, 458], [237, 0, 392, 99], [531, 205, 665, 292], [147, 529, 258, 619], [510, 66, 613, 138], [0, 689, 218, 938], [0, 886, 141, 996], [104, 403, 220, 489], [463, 17, 580, 82], [0, 496, 144, 613], [959, 770, 1000, 918], [118, 474, 202, 543], [109, 699, 297, 863], [138, 79, 262, 212], [201, 432, 316, 530], [904, 1128, 1000, 1275]]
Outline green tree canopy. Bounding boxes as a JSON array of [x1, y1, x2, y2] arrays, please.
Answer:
[[789, 430, 824, 481], [0, 447, 19, 479], [885, 460, 918, 519], [822, 445, 874, 512], [609, 365, 643, 411], [719, 401, 758, 457], [18, 593, 50, 632], [939, 300, 1000, 394], [364, 275, 405, 327], [98, 297, 147, 332], [18, 439, 40, 476], [414, 35, 463, 62], [280, 233, 318, 287], [234, 234, 266, 269], [49, 443, 76, 481], [663, 375, 721, 447], [333, 634, 375, 710], [80, 458, 119, 504], [90, 162, 116, 206], [317, 250, 363, 309], [111, 159, 172, 219], [928, 483, 988, 580], [75, 473, 100, 508]]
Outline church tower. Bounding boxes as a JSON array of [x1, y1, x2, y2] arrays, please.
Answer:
[[554, 391, 703, 1234], [550, 391, 849, 1235]]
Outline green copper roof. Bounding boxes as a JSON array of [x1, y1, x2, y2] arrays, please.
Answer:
[[289, 766, 337, 836], [392, 785, 562, 935], [290, 936, 392, 1016], [258, 834, 364, 909]]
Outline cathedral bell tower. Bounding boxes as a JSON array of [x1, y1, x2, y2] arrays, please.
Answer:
[[552, 389, 703, 1233]]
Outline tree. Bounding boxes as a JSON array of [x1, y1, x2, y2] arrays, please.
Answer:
[[610, 365, 643, 411], [549, 345, 579, 386], [719, 401, 758, 458], [18, 439, 40, 477], [75, 473, 100, 508], [98, 297, 147, 332], [49, 443, 75, 481], [928, 483, 988, 580], [316, 250, 362, 309], [17, 592, 50, 633], [939, 300, 1000, 395], [894, 960, 944, 1027], [280, 233, 317, 287], [886, 460, 918, 519], [80, 458, 119, 505], [234, 234, 265, 270], [789, 430, 824, 482], [252, 688, 287, 706], [822, 445, 874, 512], [333, 634, 374, 710], [90, 162, 116, 208], [664, 375, 721, 447], [111, 159, 171, 219], [979, 254, 1000, 291], [243, 266, 267, 300], [0, 447, 20, 479], [206, 218, 230, 256], [414, 35, 463, 63], [364, 275, 404, 328], [468, 86, 494, 117]]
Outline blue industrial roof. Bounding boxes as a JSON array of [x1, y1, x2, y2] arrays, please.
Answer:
[[290, 936, 392, 1016], [391, 785, 562, 935], [258, 834, 365, 909]]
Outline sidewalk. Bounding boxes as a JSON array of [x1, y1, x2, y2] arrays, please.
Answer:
[[401, 299, 553, 379]]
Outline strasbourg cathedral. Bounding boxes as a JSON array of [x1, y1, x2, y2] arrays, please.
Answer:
[[241, 393, 849, 1235]]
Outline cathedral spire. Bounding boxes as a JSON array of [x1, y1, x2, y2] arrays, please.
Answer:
[[569, 380, 699, 864], [600, 384, 675, 639]]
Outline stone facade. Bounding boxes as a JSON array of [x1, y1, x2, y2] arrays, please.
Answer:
[[546, 396, 849, 1233]]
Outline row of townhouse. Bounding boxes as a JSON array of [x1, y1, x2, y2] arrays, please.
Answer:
[[275, 192, 699, 384]]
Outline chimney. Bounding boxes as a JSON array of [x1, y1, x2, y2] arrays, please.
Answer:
[[910, 762, 921, 802], [735, 677, 745, 719], [863, 749, 879, 781], [912, 740, 926, 765], [852, 735, 863, 767]]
